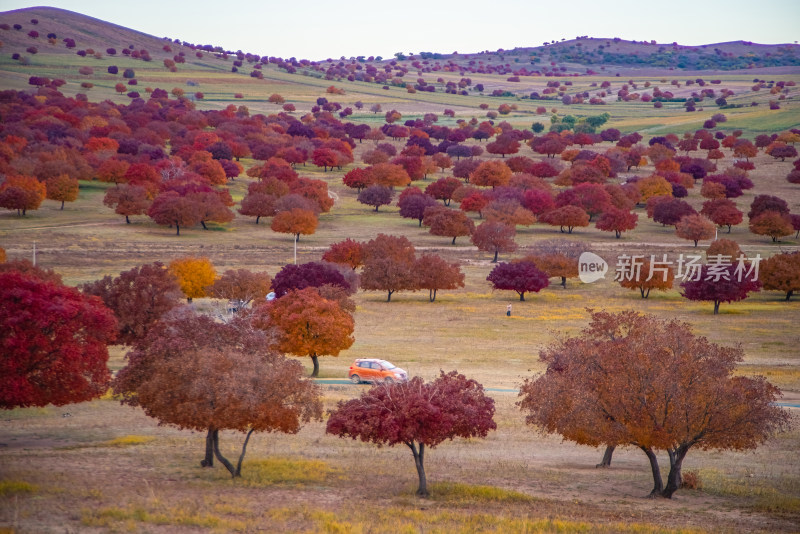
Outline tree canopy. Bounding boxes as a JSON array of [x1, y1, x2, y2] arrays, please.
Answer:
[[519, 310, 789, 499]]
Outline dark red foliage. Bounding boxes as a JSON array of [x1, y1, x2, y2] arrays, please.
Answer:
[[326, 371, 495, 496], [748, 194, 790, 220], [358, 185, 394, 212], [487, 261, 550, 301], [398, 188, 438, 226], [272, 261, 353, 298], [681, 265, 761, 314], [425, 177, 462, 206], [652, 198, 696, 226], [1, 271, 117, 408]]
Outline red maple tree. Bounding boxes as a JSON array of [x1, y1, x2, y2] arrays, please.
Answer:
[[326, 371, 496, 496], [2, 271, 117, 408]]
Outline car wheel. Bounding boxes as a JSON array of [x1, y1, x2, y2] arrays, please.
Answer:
[[350, 374, 360, 384], [383, 377, 393, 385]]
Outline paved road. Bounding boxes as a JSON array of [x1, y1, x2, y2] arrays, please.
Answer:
[[313, 379, 800, 408]]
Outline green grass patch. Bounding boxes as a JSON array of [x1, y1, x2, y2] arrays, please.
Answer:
[[102, 435, 156, 447], [0, 480, 37, 496], [698, 467, 800, 514], [81, 504, 249, 531], [305, 505, 701, 534], [230, 457, 339, 486], [426, 481, 536, 503]]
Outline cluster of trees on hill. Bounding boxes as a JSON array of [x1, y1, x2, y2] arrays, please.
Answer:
[[1, 254, 789, 498]]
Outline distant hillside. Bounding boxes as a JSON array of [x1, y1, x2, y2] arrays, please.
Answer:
[[409, 39, 800, 76], [0, 6, 179, 57], [2, 7, 799, 78]]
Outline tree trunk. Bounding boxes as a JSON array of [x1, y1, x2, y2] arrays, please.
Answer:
[[693, 239, 698, 246], [255, 215, 260, 224], [387, 290, 393, 302], [492, 250, 498, 263], [661, 445, 690, 499], [615, 230, 621, 238], [201, 428, 217, 467], [418, 219, 423, 227], [713, 300, 720, 314], [176, 224, 180, 236], [60, 200, 65, 210], [125, 215, 130, 224], [408, 441, 428, 497], [561, 277, 567, 289], [295, 233, 301, 242], [787, 290, 794, 301], [727, 225, 732, 233], [201, 220, 208, 230], [429, 289, 437, 302], [640, 446, 664, 497], [234, 429, 255, 477], [310, 355, 319, 378], [451, 236, 457, 245], [212, 431, 237, 478], [596, 445, 615, 468], [518, 292, 525, 301]]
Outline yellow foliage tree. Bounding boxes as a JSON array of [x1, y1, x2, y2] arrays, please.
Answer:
[[636, 175, 673, 203], [168, 257, 217, 302]]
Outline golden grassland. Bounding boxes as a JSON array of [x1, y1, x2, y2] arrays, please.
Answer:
[[1, 394, 798, 533]]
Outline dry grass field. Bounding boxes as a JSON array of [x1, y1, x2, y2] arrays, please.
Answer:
[[2, 6, 800, 533]]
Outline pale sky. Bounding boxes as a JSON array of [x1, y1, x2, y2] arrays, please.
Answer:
[[2, 0, 799, 61]]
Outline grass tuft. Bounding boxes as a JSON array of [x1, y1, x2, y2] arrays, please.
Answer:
[[103, 435, 155, 447], [426, 481, 536, 503], [0, 480, 37, 496], [81, 504, 249, 531], [235, 457, 339, 486]]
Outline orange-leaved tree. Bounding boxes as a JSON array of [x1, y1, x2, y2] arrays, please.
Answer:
[[256, 287, 354, 378], [0, 174, 46, 216], [525, 253, 579, 289], [360, 234, 419, 301], [471, 221, 517, 262], [207, 268, 273, 308], [169, 257, 217, 302], [271, 208, 318, 242], [760, 251, 800, 301], [519, 309, 789, 499], [45, 174, 79, 209], [676, 213, 716, 246], [322, 239, 365, 270], [617, 256, 675, 298], [414, 253, 465, 302], [113, 308, 321, 476]]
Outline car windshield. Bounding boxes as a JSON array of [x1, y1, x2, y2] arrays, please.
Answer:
[[379, 360, 396, 370]]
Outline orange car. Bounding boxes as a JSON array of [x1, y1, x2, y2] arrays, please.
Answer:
[[348, 359, 408, 384]]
